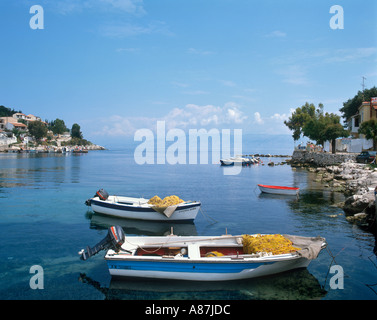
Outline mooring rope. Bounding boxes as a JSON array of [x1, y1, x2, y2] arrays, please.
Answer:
[[322, 239, 377, 296], [199, 207, 218, 224]]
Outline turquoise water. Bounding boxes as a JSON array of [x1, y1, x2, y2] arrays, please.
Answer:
[[0, 148, 376, 300]]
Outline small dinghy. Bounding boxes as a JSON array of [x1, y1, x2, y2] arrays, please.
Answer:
[[85, 189, 201, 222], [79, 226, 327, 281], [220, 156, 259, 166], [258, 184, 300, 196]]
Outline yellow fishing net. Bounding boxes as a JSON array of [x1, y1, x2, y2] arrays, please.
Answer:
[[205, 251, 224, 257], [242, 234, 301, 255], [148, 195, 184, 207]]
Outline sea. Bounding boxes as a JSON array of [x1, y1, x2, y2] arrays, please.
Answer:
[[0, 135, 376, 301]]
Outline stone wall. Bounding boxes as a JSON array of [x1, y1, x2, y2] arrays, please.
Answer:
[[291, 151, 357, 167]]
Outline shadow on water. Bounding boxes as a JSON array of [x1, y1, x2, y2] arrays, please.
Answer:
[[86, 211, 198, 236], [79, 268, 327, 300]]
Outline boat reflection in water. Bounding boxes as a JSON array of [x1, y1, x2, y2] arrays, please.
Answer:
[[87, 211, 198, 236], [79, 268, 327, 300]]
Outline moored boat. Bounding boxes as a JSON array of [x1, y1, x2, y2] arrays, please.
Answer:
[[86, 189, 201, 222], [220, 156, 259, 166], [79, 226, 327, 281], [258, 184, 299, 196]]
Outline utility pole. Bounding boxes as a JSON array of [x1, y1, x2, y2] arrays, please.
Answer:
[[362, 76, 367, 100]]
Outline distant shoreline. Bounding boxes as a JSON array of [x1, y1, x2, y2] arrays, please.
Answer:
[[0, 144, 105, 153]]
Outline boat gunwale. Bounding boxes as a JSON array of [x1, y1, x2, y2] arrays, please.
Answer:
[[257, 184, 299, 191], [90, 197, 201, 211], [105, 252, 302, 264], [105, 235, 304, 263]]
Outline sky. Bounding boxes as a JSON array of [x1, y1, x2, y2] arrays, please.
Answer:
[[1, 0, 377, 146]]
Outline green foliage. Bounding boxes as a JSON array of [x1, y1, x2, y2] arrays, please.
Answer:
[[284, 102, 317, 140], [1, 104, 94, 147], [51, 118, 67, 135], [340, 87, 377, 120], [284, 102, 349, 153], [0, 105, 22, 117], [71, 123, 83, 139], [61, 137, 91, 146], [28, 121, 48, 141]]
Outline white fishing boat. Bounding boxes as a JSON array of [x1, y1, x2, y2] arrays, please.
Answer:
[[220, 156, 259, 166], [258, 184, 300, 196], [79, 226, 327, 281], [86, 189, 201, 222]]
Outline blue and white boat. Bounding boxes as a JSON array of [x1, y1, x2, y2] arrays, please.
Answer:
[[79, 226, 327, 281], [86, 190, 201, 222]]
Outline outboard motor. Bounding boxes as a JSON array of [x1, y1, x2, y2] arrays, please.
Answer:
[[96, 189, 109, 200], [85, 188, 109, 206], [79, 226, 125, 261]]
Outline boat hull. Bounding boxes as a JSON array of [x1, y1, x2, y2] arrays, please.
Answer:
[[102, 233, 325, 281], [106, 256, 310, 281], [258, 184, 299, 196], [89, 197, 201, 222], [220, 157, 258, 166]]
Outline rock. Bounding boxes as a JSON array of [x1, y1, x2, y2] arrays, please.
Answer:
[[346, 213, 368, 222], [342, 194, 373, 215], [290, 151, 377, 233]]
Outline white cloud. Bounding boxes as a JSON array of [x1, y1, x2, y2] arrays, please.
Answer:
[[100, 0, 146, 15], [254, 112, 264, 124], [252, 109, 294, 134], [225, 103, 247, 124], [219, 80, 236, 87], [171, 82, 190, 88], [270, 113, 289, 122], [40, 0, 146, 16], [182, 90, 210, 95], [92, 103, 248, 137], [164, 103, 247, 129], [277, 65, 309, 86], [325, 47, 377, 63], [188, 48, 214, 55], [41, 0, 146, 15], [116, 47, 139, 53], [100, 21, 173, 38], [265, 30, 287, 38]]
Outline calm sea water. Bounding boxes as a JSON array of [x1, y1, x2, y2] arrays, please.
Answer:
[[0, 146, 376, 300]]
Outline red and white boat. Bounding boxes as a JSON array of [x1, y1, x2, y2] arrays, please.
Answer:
[[258, 184, 299, 196]]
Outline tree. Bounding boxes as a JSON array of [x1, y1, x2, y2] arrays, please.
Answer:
[[304, 112, 349, 153], [71, 123, 83, 139], [340, 87, 377, 121], [358, 120, 377, 151], [285, 102, 349, 153], [320, 114, 349, 154], [51, 118, 67, 136], [28, 121, 47, 141], [0, 105, 22, 117], [284, 102, 317, 141]]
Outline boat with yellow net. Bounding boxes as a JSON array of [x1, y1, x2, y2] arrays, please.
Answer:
[[86, 189, 201, 222]]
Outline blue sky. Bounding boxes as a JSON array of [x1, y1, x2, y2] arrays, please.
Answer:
[[1, 0, 377, 145]]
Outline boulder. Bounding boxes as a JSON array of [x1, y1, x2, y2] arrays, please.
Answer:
[[342, 194, 374, 215]]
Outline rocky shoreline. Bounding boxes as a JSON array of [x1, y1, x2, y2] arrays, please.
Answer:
[[0, 144, 105, 153], [289, 152, 377, 235]]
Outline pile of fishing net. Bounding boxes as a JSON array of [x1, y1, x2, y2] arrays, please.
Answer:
[[242, 234, 301, 255], [148, 195, 185, 208]]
